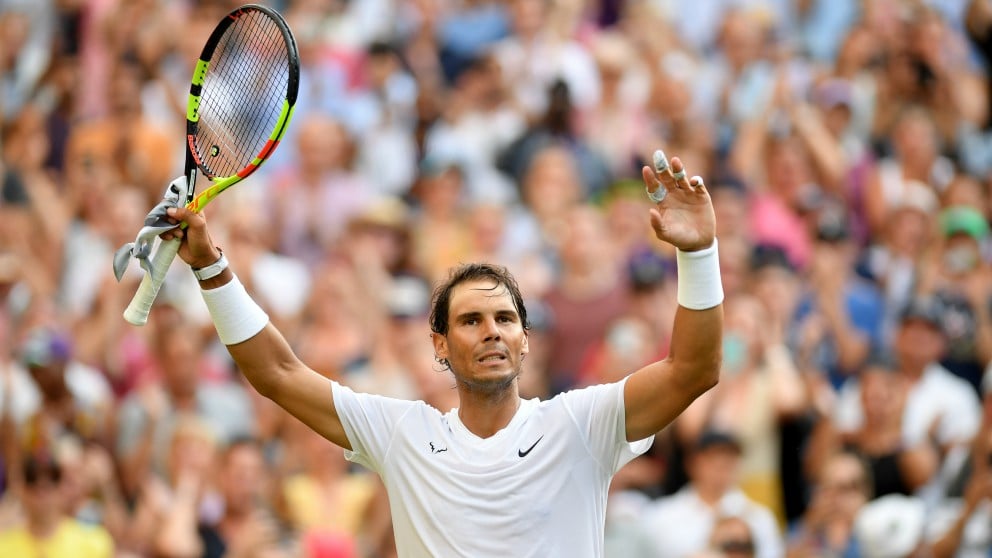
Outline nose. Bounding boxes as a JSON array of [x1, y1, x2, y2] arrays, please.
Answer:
[[482, 317, 501, 342]]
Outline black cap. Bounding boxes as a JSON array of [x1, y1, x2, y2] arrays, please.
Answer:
[[749, 244, 795, 273], [694, 430, 743, 454], [899, 297, 943, 331], [628, 249, 672, 291]]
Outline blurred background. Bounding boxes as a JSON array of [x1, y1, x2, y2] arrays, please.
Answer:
[[1, 0, 992, 556]]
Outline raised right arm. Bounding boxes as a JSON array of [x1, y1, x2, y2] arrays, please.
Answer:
[[165, 206, 351, 450]]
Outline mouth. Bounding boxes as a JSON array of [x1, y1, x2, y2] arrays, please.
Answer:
[[477, 351, 508, 364]]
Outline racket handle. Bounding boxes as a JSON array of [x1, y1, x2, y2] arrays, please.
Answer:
[[123, 237, 182, 326]]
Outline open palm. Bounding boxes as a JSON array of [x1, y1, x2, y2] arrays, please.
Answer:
[[641, 151, 716, 252]]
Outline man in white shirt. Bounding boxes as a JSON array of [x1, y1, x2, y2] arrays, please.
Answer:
[[641, 431, 784, 558], [156, 150, 723, 556], [833, 297, 980, 509], [834, 297, 980, 452]]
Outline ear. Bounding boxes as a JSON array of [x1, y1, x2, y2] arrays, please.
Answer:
[[521, 330, 529, 357], [431, 332, 448, 361]]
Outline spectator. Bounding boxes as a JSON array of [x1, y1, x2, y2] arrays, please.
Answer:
[[788, 449, 872, 558], [640, 430, 784, 558], [0, 454, 113, 557], [542, 204, 630, 394], [115, 311, 253, 488], [676, 292, 807, 524], [16, 326, 114, 450], [793, 204, 885, 388], [806, 358, 939, 499], [916, 205, 992, 396], [833, 296, 981, 502], [157, 437, 294, 558]]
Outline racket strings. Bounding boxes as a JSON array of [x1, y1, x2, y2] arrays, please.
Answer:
[[196, 10, 290, 178]]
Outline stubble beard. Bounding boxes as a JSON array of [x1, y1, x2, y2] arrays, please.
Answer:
[[454, 364, 522, 399]]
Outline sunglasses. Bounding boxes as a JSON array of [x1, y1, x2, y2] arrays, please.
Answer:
[[23, 459, 62, 487]]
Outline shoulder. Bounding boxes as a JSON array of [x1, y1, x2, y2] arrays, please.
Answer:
[[549, 379, 627, 409], [923, 365, 979, 399], [333, 381, 437, 417], [643, 488, 697, 522], [58, 519, 114, 553]]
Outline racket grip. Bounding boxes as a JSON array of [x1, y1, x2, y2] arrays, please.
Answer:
[[123, 237, 182, 326]]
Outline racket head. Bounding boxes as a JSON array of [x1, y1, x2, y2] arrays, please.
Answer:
[[185, 3, 300, 206]]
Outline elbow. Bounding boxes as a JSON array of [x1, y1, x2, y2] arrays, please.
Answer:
[[701, 364, 721, 394], [241, 363, 287, 400], [682, 357, 722, 398]]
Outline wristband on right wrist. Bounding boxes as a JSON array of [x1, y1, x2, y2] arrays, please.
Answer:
[[200, 273, 269, 345], [192, 250, 228, 281], [676, 239, 724, 310]]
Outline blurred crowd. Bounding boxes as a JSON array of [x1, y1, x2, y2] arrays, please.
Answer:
[[2, 0, 992, 556]]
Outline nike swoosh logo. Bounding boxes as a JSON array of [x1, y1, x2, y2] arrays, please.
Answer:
[[518, 435, 544, 458]]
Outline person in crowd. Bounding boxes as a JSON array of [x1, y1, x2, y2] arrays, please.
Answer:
[[640, 430, 784, 558], [0, 454, 113, 557], [788, 449, 872, 558]]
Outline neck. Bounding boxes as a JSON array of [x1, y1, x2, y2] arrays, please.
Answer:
[[456, 382, 521, 439], [900, 362, 928, 380], [695, 485, 724, 507], [27, 515, 59, 539]]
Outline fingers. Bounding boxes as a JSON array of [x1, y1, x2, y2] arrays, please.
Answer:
[[652, 150, 693, 191], [645, 148, 708, 204], [643, 166, 666, 203], [668, 158, 692, 190]]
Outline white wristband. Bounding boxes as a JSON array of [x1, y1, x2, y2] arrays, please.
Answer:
[[676, 239, 724, 310], [200, 274, 269, 345]]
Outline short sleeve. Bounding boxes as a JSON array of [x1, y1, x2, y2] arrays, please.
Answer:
[[560, 377, 654, 475], [331, 381, 418, 473]]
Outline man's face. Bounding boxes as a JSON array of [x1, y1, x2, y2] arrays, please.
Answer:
[[433, 279, 528, 394], [22, 464, 63, 525], [689, 446, 741, 495], [895, 319, 945, 369]]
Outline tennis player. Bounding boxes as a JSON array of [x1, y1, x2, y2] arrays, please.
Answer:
[[162, 151, 723, 556]]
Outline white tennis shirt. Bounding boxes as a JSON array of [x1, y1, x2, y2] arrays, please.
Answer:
[[331, 377, 652, 557]]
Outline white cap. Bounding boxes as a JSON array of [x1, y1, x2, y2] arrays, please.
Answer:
[[854, 494, 927, 558]]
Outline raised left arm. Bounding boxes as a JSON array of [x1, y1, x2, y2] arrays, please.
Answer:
[[624, 151, 723, 442]]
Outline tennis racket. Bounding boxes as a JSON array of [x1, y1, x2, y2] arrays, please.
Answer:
[[121, 4, 299, 326]]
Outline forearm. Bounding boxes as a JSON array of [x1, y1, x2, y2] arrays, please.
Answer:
[[198, 266, 350, 448], [897, 443, 940, 491], [821, 303, 869, 372], [930, 500, 980, 558], [153, 477, 203, 558], [790, 104, 848, 191], [624, 241, 723, 440], [667, 305, 724, 387], [765, 344, 808, 417], [199, 268, 290, 396], [668, 241, 724, 384], [972, 303, 992, 364]]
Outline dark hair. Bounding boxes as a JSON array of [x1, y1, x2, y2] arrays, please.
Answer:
[[429, 263, 529, 336]]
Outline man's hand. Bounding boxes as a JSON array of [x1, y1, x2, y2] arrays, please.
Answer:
[[163, 206, 221, 270], [641, 150, 716, 252]]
